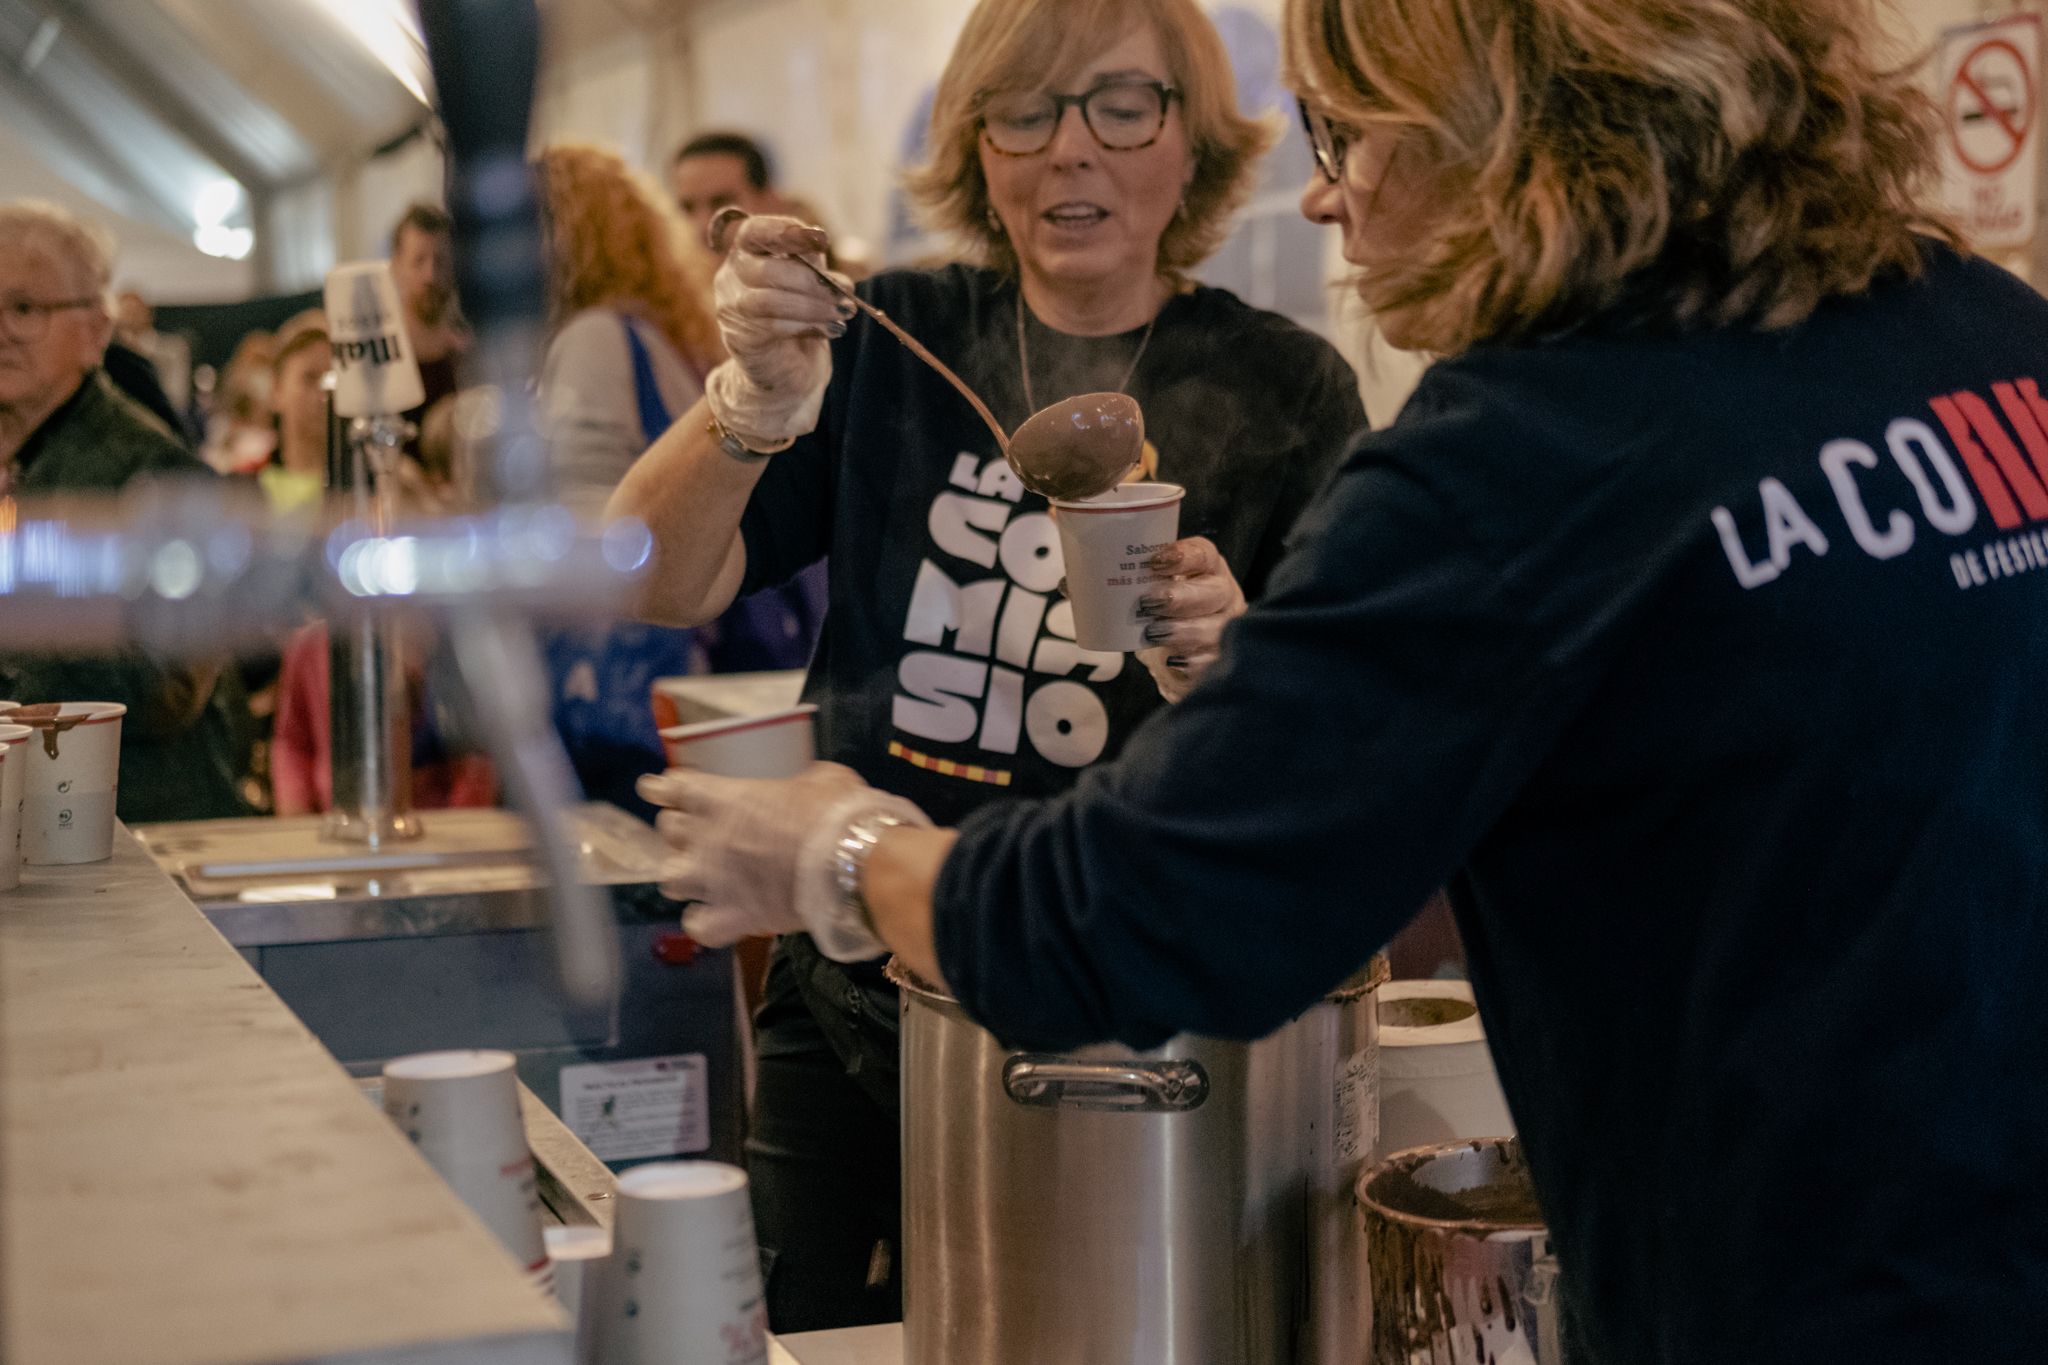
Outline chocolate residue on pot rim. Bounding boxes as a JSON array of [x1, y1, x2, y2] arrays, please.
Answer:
[[1364, 1138, 1550, 1360], [1363, 1138, 1546, 1229]]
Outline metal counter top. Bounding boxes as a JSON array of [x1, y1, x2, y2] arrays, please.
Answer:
[[0, 826, 570, 1365]]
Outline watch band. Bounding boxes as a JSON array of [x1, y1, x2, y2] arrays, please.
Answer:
[[832, 811, 907, 938]]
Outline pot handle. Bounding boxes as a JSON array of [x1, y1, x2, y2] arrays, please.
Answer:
[[1002, 1055, 1209, 1113]]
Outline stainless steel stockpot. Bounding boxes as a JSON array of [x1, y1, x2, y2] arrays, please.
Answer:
[[893, 955, 1390, 1365]]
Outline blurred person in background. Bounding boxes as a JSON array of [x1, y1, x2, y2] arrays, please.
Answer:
[[260, 309, 331, 517], [536, 141, 825, 817], [388, 202, 468, 424], [115, 289, 195, 428], [199, 329, 279, 475], [671, 131, 780, 254], [672, 131, 870, 279], [0, 200, 248, 821], [615, 0, 1366, 1329]]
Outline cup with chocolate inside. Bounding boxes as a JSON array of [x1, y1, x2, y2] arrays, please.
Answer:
[[11, 703, 127, 866]]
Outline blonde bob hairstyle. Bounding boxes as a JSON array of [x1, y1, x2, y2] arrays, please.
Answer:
[[905, 0, 1275, 279], [1285, 0, 1957, 354], [537, 143, 724, 376]]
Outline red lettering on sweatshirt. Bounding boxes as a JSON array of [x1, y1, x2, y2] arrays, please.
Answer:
[[1994, 380, 2048, 485], [1931, 391, 2048, 530]]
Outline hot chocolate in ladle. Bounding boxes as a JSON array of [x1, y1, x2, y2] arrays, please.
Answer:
[[709, 208, 1144, 501]]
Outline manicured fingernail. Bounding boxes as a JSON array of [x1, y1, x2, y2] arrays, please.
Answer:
[[1135, 596, 1167, 617], [1165, 656, 1190, 670], [1143, 622, 1173, 643], [824, 321, 848, 338], [836, 299, 858, 319]]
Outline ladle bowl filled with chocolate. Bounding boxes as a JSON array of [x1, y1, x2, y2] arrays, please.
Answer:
[[1007, 391, 1145, 503]]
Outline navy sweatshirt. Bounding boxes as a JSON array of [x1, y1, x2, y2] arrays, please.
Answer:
[[936, 244, 2048, 1364]]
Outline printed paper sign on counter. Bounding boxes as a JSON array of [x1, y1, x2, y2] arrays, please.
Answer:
[[1939, 14, 2042, 252], [559, 1054, 710, 1162]]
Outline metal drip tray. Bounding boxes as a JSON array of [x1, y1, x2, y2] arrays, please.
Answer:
[[133, 804, 671, 946]]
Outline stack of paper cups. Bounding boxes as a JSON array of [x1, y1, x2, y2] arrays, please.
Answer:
[[382, 1050, 551, 1293], [660, 704, 817, 779], [0, 723, 31, 891], [1377, 979, 1516, 1153], [581, 1162, 768, 1365]]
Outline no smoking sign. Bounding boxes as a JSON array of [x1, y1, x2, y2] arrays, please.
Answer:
[[1940, 14, 2041, 252]]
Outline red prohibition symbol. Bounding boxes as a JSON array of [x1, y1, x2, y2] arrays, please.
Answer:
[[1949, 36, 2036, 176]]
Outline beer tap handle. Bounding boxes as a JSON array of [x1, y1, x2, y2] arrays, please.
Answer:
[[418, 0, 622, 1010]]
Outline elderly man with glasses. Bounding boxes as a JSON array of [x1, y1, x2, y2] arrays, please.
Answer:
[[0, 200, 249, 823]]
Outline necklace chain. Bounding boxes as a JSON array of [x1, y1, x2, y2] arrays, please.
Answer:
[[1017, 293, 1159, 418]]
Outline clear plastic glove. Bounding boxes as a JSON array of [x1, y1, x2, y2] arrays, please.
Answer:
[[637, 762, 931, 962], [1132, 536, 1247, 702], [704, 215, 854, 449]]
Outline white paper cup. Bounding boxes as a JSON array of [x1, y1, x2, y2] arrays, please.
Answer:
[[581, 1162, 767, 1365], [382, 1050, 549, 1282], [1050, 481, 1186, 652], [14, 703, 126, 866], [545, 1223, 611, 1335], [0, 723, 31, 891], [659, 704, 817, 779]]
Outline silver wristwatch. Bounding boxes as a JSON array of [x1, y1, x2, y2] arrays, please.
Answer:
[[832, 811, 909, 933]]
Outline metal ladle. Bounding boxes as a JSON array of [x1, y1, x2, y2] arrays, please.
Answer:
[[709, 208, 1145, 501]]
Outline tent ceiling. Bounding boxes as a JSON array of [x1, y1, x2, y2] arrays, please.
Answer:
[[0, 0, 664, 247]]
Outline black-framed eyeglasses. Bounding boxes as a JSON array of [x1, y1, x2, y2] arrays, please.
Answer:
[[0, 296, 98, 343], [982, 80, 1182, 156], [1298, 98, 1352, 183]]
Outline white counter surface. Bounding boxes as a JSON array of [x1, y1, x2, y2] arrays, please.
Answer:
[[771, 1323, 904, 1365], [0, 827, 569, 1365]]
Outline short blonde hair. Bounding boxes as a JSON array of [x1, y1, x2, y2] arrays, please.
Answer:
[[905, 0, 1275, 279], [538, 143, 724, 376], [0, 200, 114, 306], [1285, 0, 1956, 353]]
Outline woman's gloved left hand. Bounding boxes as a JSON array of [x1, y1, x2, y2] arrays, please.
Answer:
[[1134, 536, 1247, 703], [638, 762, 931, 962]]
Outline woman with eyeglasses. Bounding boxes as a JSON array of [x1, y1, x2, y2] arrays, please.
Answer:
[[639, 0, 2048, 1358], [611, 0, 1364, 1333]]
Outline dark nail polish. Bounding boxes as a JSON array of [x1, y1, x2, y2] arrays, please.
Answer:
[[824, 321, 848, 338], [1143, 622, 1173, 644], [1165, 656, 1190, 670], [836, 300, 858, 320], [1135, 596, 1166, 618]]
